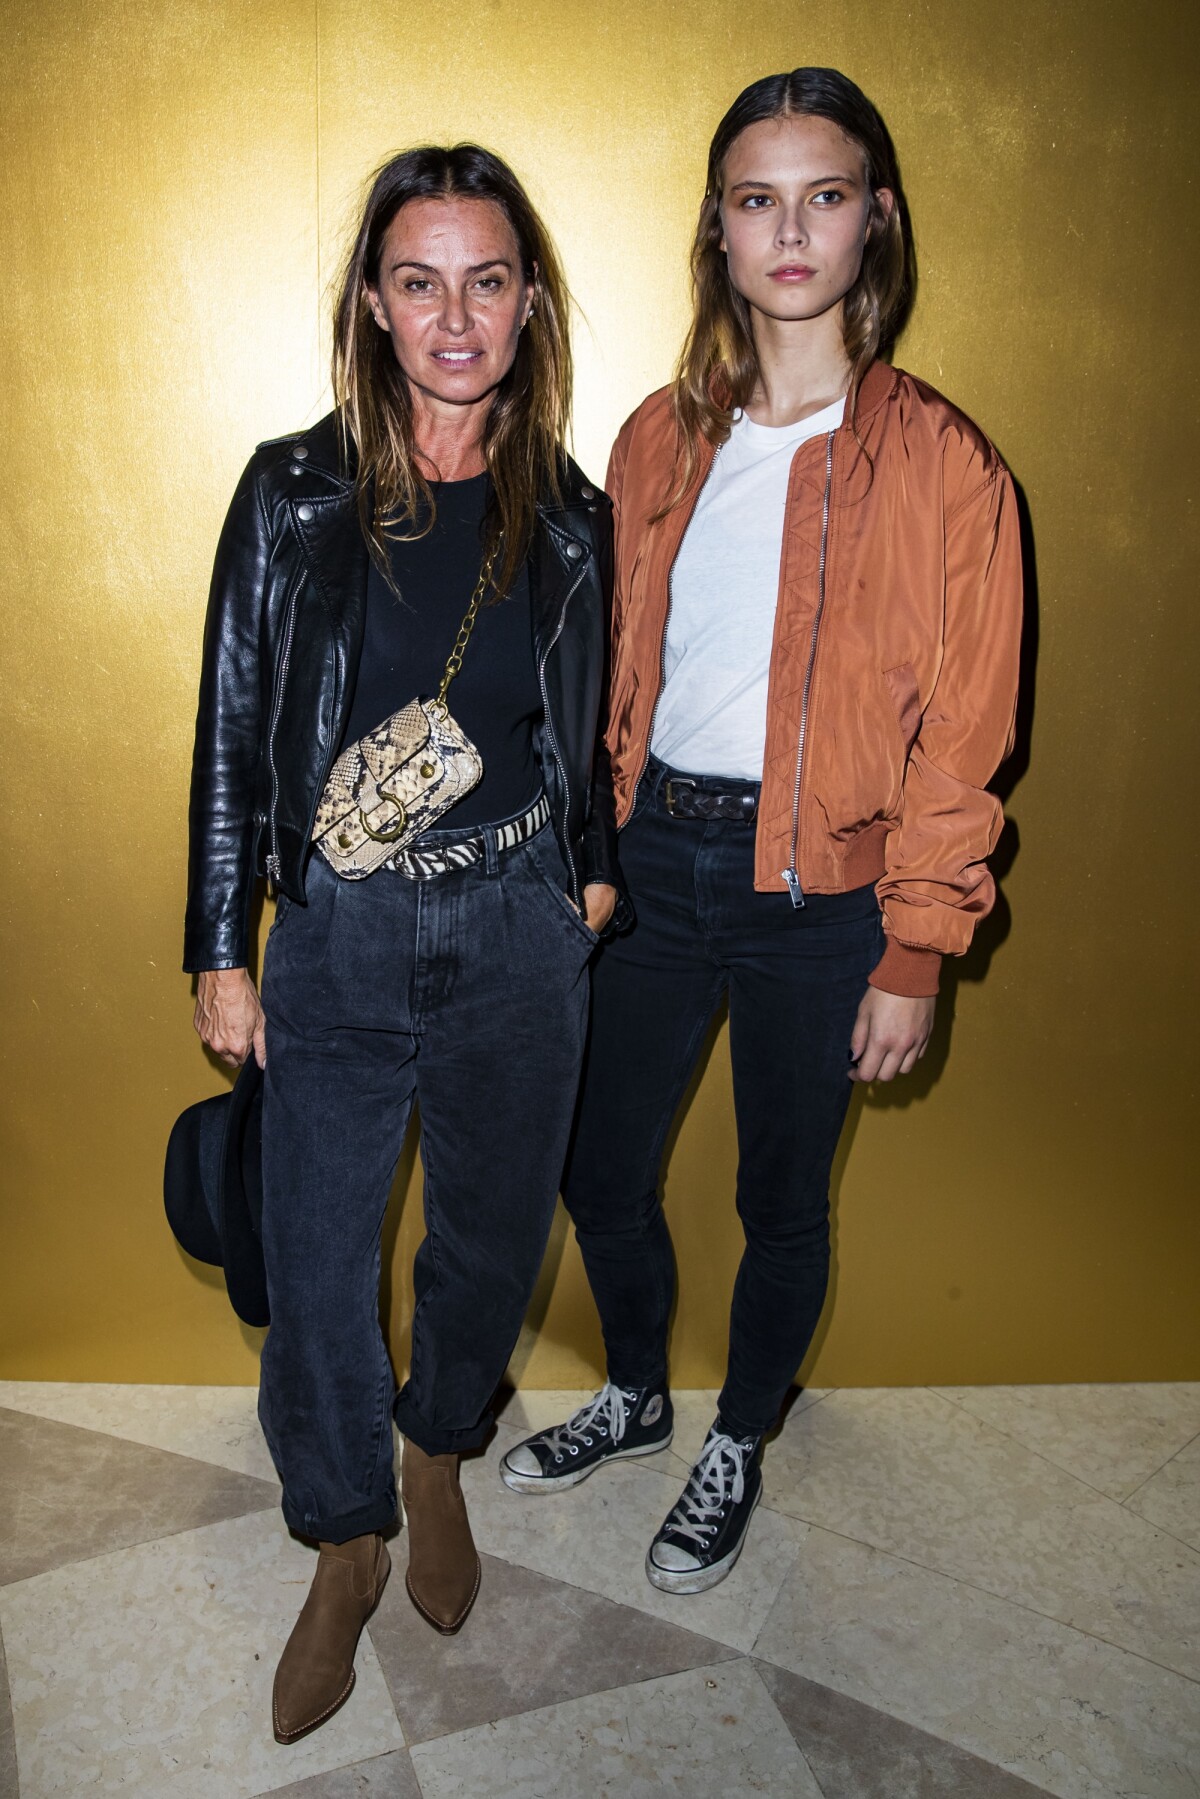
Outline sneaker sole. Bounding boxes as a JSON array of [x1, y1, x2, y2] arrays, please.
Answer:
[[644, 1486, 762, 1594], [499, 1431, 674, 1494]]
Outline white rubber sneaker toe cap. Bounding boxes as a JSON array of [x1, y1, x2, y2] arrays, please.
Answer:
[[648, 1541, 703, 1573], [502, 1445, 544, 1477]]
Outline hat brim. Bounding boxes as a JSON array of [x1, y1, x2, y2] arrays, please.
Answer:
[[219, 1057, 270, 1328], [164, 1100, 224, 1267]]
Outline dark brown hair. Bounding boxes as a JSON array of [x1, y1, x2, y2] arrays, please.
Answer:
[[332, 144, 572, 597], [669, 68, 912, 503]]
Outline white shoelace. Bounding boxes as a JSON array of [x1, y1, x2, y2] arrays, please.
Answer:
[[664, 1433, 753, 1548], [539, 1382, 633, 1462]]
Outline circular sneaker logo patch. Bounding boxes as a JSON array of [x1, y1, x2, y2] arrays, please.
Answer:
[[641, 1394, 664, 1427]]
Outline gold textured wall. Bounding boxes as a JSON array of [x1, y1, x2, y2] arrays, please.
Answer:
[[2, 0, 1196, 1387]]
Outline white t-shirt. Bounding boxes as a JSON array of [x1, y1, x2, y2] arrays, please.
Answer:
[[650, 396, 846, 780]]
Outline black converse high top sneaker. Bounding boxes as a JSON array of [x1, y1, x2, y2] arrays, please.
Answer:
[[500, 1383, 673, 1493], [645, 1424, 762, 1593]]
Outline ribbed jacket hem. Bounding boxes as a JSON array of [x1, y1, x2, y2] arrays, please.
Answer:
[[868, 938, 942, 997]]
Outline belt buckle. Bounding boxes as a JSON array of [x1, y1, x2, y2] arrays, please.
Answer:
[[664, 778, 696, 817]]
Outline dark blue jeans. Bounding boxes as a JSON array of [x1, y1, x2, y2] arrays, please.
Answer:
[[258, 823, 594, 1541], [562, 758, 885, 1441]]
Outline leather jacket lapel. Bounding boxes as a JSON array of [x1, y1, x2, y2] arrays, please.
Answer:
[[289, 489, 368, 638], [287, 487, 369, 726], [530, 506, 591, 659]]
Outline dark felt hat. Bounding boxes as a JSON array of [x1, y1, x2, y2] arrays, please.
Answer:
[[163, 1057, 269, 1327]]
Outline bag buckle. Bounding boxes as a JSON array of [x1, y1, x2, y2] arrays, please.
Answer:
[[359, 783, 408, 843]]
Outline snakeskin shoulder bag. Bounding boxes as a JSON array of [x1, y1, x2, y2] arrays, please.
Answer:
[[311, 543, 497, 880]]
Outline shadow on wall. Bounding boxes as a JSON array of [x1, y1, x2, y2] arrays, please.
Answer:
[[790, 476, 1040, 1383], [862, 469, 1039, 1116]]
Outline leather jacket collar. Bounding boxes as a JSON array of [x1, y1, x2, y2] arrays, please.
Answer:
[[276, 412, 599, 661]]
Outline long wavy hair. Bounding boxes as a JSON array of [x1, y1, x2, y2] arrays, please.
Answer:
[[332, 144, 573, 599], [668, 69, 913, 505]]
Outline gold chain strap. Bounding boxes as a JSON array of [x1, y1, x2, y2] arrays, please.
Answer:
[[357, 538, 501, 846], [432, 539, 501, 715]]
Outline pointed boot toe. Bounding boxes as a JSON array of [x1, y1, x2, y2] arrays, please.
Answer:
[[272, 1532, 390, 1743], [402, 1439, 481, 1634]]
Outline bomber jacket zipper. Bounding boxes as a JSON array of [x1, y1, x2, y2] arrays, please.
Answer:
[[782, 431, 836, 909], [264, 579, 301, 892], [538, 541, 591, 903]]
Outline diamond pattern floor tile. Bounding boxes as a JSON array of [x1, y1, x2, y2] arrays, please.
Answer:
[[753, 1521, 1200, 1799], [0, 1510, 404, 1799], [755, 1658, 1055, 1797], [931, 1383, 1200, 1501], [0, 1407, 277, 1586], [758, 1387, 1200, 1680], [0, 1381, 278, 1484], [255, 1748, 422, 1798], [368, 1543, 738, 1744], [1125, 1434, 1200, 1550], [0, 1624, 17, 1799], [6, 1382, 1198, 1799], [408, 1658, 822, 1798]]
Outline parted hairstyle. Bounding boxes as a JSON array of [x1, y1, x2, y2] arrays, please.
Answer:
[[668, 68, 913, 504], [332, 144, 573, 599]]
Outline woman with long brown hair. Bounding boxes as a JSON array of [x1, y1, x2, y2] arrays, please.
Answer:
[[504, 69, 1022, 1592], [184, 143, 618, 1740]]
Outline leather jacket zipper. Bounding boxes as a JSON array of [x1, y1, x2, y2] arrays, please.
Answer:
[[631, 445, 723, 805], [264, 580, 301, 892], [782, 431, 836, 909], [538, 548, 590, 902]]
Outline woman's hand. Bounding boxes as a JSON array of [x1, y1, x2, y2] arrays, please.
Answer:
[[194, 968, 267, 1068], [848, 988, 935, 1083], [581, 881, 618, 935]]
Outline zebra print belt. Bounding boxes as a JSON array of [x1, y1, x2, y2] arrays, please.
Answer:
[[385, 792, 551, 881]]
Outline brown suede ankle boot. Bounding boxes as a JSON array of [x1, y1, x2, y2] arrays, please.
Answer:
[[272, 1532, 390, 1743], [401, 1439, 481, 1634]]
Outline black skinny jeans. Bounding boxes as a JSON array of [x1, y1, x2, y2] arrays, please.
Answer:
[[258, 822, 594, 1542], [562, 758, 885, 1442]]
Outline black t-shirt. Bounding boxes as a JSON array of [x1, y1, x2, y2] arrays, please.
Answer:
[[341, 474, 543, 829]]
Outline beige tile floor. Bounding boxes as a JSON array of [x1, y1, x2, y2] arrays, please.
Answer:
[[0, 1381, 1197, 1798]]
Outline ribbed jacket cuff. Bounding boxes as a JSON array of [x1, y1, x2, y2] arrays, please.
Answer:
[[868, 939, 942, 997]]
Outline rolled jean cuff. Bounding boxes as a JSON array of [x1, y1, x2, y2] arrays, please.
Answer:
[[281, 1486, 398, 1544], [393, 1389, 493, 1458]]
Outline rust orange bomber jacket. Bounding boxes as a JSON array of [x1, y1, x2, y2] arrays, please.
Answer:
[[604, 361, 1023, 997]]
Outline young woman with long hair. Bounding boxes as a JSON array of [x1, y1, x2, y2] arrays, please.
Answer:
[[184, 144, 618, 1738], [503, 70, 1022, 1592]]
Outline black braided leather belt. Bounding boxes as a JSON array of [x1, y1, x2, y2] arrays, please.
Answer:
[[662, 777, 759, 823]]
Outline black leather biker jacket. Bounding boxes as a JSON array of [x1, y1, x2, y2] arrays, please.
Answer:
[[183, 410, 620, 973]]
